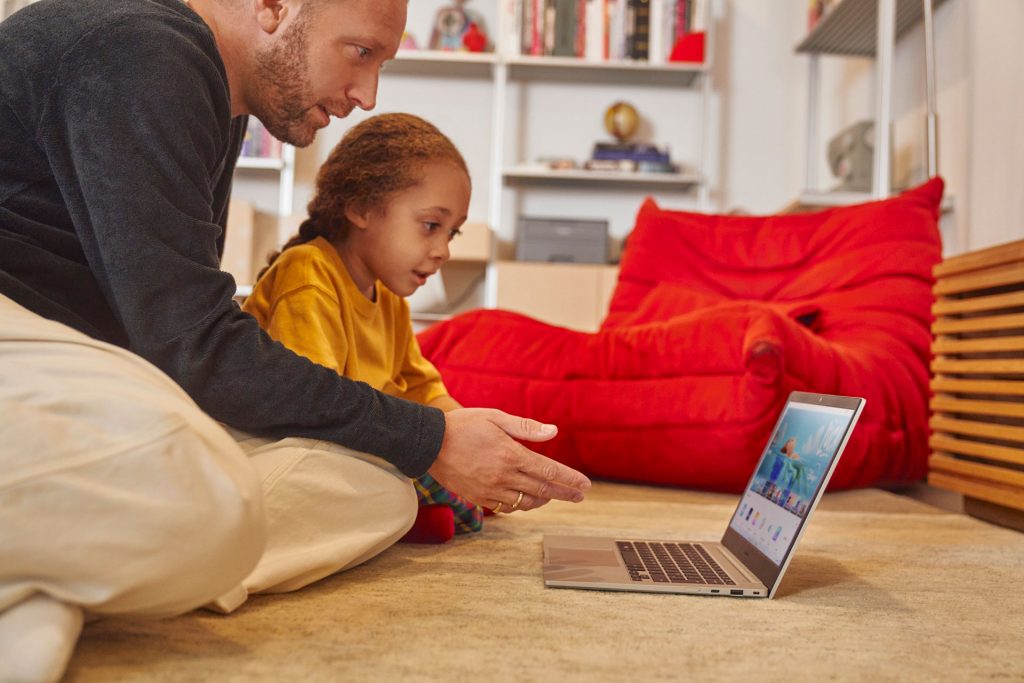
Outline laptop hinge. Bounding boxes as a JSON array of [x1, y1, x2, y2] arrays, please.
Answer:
[[716, 545, 766, 587]]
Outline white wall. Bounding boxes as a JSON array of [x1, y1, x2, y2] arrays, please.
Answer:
[[964, 0, 1024, 250], [241, 0, 1024, 264]]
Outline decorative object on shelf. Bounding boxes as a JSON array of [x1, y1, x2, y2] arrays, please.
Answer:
[[827, 120, 874, 192], [429, 0, 489, 52], [807, 0, 841, 32], [429, 0, 468, 50], [400, 31, 419, 51], [540, 157, 578, 171], [669, 31, 705, 63], [461, 21, 487, 52], [603, 100, 639, 142]]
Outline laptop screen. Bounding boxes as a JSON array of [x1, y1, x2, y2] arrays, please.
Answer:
[[727, 398, 859, 566]]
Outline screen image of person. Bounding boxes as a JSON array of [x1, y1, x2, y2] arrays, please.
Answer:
[[730, 403, 856, 565]]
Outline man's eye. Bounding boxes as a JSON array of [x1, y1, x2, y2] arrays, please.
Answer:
[[356, 46, 370, 58]]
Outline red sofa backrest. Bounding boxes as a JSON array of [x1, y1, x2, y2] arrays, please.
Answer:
[[604, 178, 945, 343]]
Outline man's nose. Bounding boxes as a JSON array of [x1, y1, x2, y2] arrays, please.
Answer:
[[347, 70, 379, 111]]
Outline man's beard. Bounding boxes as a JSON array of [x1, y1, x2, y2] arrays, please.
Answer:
[[251, 12, 319, 148]]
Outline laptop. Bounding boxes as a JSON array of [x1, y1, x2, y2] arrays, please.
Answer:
[[542, 391, 865, 598]]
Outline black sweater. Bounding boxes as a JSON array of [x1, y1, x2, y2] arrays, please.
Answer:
[[0, 0, 444, 476]]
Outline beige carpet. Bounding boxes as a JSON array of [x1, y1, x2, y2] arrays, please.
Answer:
[[66, 483, 1024, 682]]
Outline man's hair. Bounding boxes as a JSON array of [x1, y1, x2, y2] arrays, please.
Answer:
[[257, 113, 469, 280]]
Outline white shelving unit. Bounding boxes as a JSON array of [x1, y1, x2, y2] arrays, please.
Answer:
[[796, 0, 947, 208], [503, 166, 703, 188], [234, 143, 296, 222], [385, 13, 714, 314], [230, 143, 295, 298]]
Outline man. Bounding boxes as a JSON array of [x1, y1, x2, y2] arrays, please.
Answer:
[[0, 0, 591, 680]]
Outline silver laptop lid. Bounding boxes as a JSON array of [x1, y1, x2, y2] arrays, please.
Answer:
[[721, 391, 864, 597]]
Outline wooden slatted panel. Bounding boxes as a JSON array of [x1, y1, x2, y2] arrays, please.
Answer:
[[930, 453, 1024, 488], [932, 312, 1024, 334], [930, 239, 1024, 520], [930, 434, 1024, 467], [930, 396, 1024, 419], [933, 263, 1024, 297], [930, 415, 1024, 444], [931, 377, 1024, 397], [932, 358, 1024, 374], [932, 336, 1024, 354], [933, 289, 1024, 316]]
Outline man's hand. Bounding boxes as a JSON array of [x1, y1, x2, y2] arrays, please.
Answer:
[[427, 408, 591, 512]]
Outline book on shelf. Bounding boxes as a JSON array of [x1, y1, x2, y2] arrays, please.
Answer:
[[500, 0, 524, 56], [592, 141, 671, 164], [240, 118, 283, 160], [508, 0, 707, 63], [627, 0, 650, 61], [586, 142, 678, 173], [583, 158, 679, 173], [552, 0, 578, 56]]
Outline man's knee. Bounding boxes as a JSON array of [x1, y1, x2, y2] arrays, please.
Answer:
[[0, 408, 266, 619], [100, 423, 268, 618], [234, 441, 418, 597], [264, 441, 418, 535]]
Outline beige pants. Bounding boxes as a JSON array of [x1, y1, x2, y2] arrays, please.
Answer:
[[0, 294, 416, 683]]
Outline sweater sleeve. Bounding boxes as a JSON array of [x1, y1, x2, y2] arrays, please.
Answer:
[[396, 302, 451, 406], [36, 15, 443, 476], [255, 283, 350, 375]]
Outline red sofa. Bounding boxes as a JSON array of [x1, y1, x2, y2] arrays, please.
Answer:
[[419, 178, 944, 491]]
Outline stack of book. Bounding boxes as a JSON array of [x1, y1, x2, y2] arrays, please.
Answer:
[[584, 142, 678, 173], [240, 118, 283, 160], [505, 0, 707, 64]]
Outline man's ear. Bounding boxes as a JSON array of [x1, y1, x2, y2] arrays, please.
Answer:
[[254, 0, 291, 34]]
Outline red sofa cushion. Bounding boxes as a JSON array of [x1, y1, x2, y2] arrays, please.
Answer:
[[419, 179, 944, 491]]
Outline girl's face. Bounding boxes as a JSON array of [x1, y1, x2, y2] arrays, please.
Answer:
[[342, 161, 471, 299]]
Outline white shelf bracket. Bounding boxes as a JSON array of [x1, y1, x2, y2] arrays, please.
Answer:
[[873, 0, 897, 199], [923, 0, 939, 178]]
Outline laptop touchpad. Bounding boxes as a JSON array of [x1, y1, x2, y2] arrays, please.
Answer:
[[548, 548, 620, 567]]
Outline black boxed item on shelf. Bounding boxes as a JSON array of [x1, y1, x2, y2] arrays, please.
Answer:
[[516, 216, 609, 264]]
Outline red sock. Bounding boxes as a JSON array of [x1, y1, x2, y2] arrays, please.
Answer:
[[399, 504, 455, 544]]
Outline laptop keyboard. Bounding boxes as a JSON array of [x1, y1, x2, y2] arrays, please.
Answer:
[[616, 541, 736, 585]]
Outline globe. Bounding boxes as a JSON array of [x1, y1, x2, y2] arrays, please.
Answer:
[[604, 101, 639, 142]]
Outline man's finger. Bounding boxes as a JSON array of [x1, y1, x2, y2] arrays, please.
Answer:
[[516, 447, 592, 496], [490, 410, 559, 443], [508, 474, 587, 503]]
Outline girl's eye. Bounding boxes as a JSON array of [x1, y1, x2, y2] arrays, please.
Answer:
[[448, 229, 462, 242], [423, 222, 440, 233]]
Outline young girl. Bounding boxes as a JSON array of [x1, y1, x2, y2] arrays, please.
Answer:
[[243, 113, 481, 542]]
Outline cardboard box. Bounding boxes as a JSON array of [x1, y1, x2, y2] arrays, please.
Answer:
[[449, 221, 492, 262], [221, 200, 293, 289]]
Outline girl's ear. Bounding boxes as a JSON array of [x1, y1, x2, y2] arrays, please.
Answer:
[[345, 204, 371, 230]]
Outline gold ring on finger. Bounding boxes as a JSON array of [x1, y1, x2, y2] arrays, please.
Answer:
[[510, 490, 525, 512], [492, 501, 504, 514]]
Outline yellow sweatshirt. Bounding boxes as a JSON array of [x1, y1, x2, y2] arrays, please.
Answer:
[[242, 236, 449, 406]]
